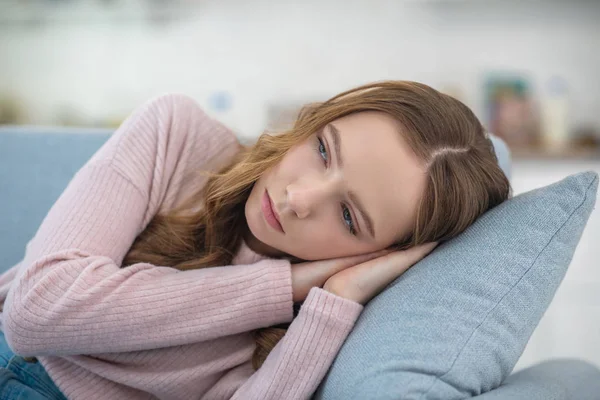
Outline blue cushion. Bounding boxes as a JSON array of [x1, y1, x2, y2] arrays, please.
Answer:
[[315, 171, 599, 399], [0, 127, 111, 271]]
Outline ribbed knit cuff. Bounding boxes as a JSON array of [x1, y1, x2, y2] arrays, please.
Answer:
[[256, 259, 295, 326], [302, 287, 363, 325]]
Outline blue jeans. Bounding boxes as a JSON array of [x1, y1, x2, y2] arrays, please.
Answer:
[[0, 330, 67, 400]]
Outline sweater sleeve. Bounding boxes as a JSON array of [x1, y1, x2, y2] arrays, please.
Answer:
[[2, 94, 294, 356], [231, 287, 363, 400]]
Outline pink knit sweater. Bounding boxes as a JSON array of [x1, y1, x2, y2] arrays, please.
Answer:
[[0, 94, 363, 400]]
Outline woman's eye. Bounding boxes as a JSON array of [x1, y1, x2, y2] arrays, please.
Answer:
[[317, 137, 328, 164], [341, 204, 357, 236]]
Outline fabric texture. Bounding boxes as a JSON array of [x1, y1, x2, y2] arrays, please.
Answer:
[[0, 330, 67, 400], [315, 171, 599, 400], [0, 94, 363, 400]]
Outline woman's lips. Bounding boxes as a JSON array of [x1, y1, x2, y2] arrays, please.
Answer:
[[262, 189, 285, 233]]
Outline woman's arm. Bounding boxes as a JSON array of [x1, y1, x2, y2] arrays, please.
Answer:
[[2, 94, 294, 356], [230, 287, 363, 400]]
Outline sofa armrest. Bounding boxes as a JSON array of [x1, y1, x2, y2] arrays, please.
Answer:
[[472, 359, 600, 400]]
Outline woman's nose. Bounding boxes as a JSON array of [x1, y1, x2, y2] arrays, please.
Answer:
[[286, 176, 334, 219]]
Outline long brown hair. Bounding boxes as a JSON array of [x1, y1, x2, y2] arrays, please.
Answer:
[[122, 81, 510, 370]]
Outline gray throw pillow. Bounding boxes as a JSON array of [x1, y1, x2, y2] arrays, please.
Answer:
[[315, 171, 599, 400]]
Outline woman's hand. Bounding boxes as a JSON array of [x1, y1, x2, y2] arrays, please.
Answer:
[[291, 250, 389, 303], [323, 242, 438, 305]]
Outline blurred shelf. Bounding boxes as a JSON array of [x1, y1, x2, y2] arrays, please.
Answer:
[[0, 0, 554, 25], [511, 147, 600, 161], [0, 1, 200, 25]]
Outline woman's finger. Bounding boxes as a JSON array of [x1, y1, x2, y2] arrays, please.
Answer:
[[331, 242, 438, 302], [290, 249, 390, 302], [318, 249, 392, 271]]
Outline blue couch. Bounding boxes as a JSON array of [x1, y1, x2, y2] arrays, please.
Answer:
[[1, 126, 599, 399]]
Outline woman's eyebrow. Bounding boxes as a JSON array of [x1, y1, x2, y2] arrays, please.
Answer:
[[328, 124, 344, 168], [328, 123, 376, 239], [349, 190, 376, 239]]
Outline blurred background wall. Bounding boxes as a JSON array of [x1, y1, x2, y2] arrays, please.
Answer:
[[1, 0, 599, 145], [1, 0, 600, 373]]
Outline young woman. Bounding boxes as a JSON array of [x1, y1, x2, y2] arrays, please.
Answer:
[[0, 81, 509, 399]]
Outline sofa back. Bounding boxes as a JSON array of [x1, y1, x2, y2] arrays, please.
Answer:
[[0, 126, 112, 272]]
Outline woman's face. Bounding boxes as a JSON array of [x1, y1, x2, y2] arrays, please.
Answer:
[[244, 111, 428, 260]]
